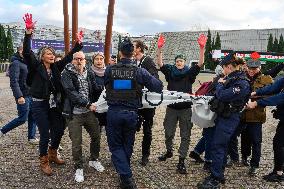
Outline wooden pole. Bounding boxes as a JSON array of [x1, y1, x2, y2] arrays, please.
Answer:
[[63, 0, 70, 54], [104, 0, 115, 65], [72, 0, 78, 47]]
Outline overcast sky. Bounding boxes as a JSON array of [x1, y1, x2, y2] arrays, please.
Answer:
[[0, 0, 283, 36]]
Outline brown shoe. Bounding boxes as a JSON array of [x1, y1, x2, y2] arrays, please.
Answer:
[[48, 147, 65, 165], [39, 155, 52, 176]]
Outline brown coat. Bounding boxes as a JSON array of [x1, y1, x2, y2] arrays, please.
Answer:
[[242, 74, 273, 123]]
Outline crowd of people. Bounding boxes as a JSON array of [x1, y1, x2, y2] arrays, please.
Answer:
[[0, 13, 284, 189]]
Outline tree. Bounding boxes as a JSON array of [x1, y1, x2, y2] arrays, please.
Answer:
[[204, 29, 214, 70], [279, 34, 284, 53], [211, 37, 215, 50], [273, 36, 279, 52], [214, 32, 221, 50], [0, 24, 6, 62], [267, 34, 274, 52], [6, 27, 14, 60]]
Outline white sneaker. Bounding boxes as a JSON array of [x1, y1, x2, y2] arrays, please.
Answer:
[[58, 144, 63, 151], [89, 160, 105, 172], [0, 130, 3, 137], [28, 138, 39, 144], [75, 169, 84, 183]]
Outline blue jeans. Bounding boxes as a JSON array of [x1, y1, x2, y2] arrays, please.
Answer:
[[1, 96, 37, 139], [32, 100, 65, 156], [194, 127, 215, 162]]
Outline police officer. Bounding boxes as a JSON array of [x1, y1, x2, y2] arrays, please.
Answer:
[[247, 78, 284, 182], [198, 53, 251, 189], [104, 38, 163, 189]]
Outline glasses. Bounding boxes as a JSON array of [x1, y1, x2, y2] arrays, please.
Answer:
[[74, 57, 85, 62]]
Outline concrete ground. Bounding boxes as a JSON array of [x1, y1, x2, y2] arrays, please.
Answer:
[[0, 73, 283, 189]]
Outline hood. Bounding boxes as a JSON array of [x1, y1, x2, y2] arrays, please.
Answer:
[[11, 52, 23, 63]]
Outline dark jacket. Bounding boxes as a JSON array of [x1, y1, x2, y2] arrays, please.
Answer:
[[256, 77, 284, 120], [137, 55, 159, 79], [61, 63, 102, 117], [23, 33, 83, 105], [9, 52, 30, 99], [161, 64, 201, 109], [104, 58, 163, 110]]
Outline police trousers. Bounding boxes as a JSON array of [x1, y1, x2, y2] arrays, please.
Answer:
[[273, 121, 284, 172], [210, 113, 240, 181], [106, 108, 138, 179], [163, 107, 193, 158]]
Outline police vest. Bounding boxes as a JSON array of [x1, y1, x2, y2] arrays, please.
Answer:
[[209, 75, 251, 118], [106, 64, 143, 102]]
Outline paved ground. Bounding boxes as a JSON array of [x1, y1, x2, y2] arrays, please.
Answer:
[[0, 72, 283, 189]]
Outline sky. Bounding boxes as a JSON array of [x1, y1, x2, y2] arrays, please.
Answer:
[[0, 0, 284, 36]]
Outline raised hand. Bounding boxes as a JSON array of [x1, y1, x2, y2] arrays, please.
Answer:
[[23, 13, 37, 30], [198, 34, 207, 49], [76, 30, 84, 44], [157, 34, 165, 49]]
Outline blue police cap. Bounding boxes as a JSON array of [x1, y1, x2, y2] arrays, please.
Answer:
[[219, 52, 236, 66]]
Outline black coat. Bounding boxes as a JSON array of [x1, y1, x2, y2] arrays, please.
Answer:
[[61, 65, 102, 117], [9, 52, 30, 99], [137, 55, 159, 79], [23, 33, 83, 103]]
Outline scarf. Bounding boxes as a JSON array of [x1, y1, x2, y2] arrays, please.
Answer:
[[91, 65, 106, 77]]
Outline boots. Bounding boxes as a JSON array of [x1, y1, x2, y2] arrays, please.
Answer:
[[39, 155, 52, 176], [48, 147, 65, 165], [158, 151, 173, 161], [177, 157, 187, 174]]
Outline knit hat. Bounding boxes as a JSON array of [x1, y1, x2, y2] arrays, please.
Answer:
[[174, 54, 187, 61], [215, 65, 224, 76], [247, 52, 261, 68], [92, 51, 104, 61]]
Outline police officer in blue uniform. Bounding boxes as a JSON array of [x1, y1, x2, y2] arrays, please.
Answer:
[[198, 53, 251, 189], [104, 38, 163, 189]]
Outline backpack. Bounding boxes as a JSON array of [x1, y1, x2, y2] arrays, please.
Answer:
[[195, 81, 213, 95]]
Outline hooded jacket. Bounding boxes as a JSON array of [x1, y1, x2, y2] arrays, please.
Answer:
[[9, 52, 30, 99]]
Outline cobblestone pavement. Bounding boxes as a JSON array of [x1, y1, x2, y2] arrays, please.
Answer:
[[0, 73, 283, 189]]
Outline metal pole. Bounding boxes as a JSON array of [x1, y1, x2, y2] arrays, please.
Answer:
[[63, 0, 70, 54], [72, 0, 78, 47], [104, 0, 115, 65]]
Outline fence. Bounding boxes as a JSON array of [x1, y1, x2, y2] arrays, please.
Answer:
[[0, 63, 10, 73]]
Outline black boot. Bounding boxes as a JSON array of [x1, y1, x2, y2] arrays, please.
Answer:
[[120, 176, 137, 189], [139, 156, 149, 166], [189, 151, 204, 163], [177, 157, 187, 174], [158, 151, 173, 161], [197, 176, 221, 189], [203, 161, 212, 172]]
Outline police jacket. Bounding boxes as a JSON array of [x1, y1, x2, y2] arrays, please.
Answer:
[[61, 63, 102, 117], [9, 52, 30, 99], [242, 73, 273, 123], [212, 71, 251, 117], [137, 55, 159, 79], [23, 33, 83, 103], [160, 64, 201, 109], [256, 77, 284, 121], [104, 58, 163, 110]]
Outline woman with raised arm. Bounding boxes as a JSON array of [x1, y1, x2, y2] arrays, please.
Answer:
[[22, 13, 83, 176]]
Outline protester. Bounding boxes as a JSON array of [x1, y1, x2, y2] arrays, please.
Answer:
[[247, 78, 284, 182], [156, 34, 206, 174], [238, 53, 273, 176], [198, 53, 251, 188], [91, 51, 107, 129], [104, 37, 163, 189], [0, 46, 38, 144], [61, 51, 104, 183], [22, 13, 83, 175], [133, 39, 159, 166]]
